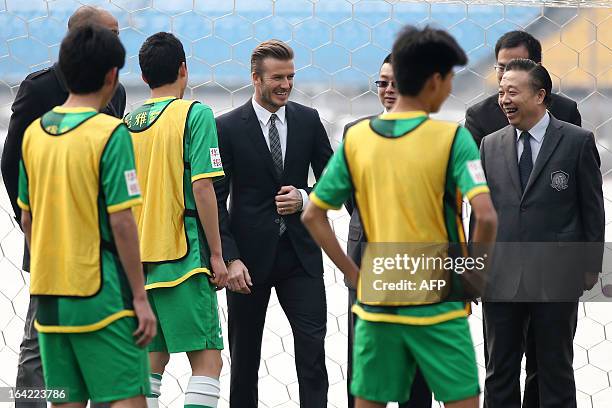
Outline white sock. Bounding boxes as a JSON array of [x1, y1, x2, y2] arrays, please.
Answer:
[[184, 376, 220, 408], [147, 373, 162, 408]]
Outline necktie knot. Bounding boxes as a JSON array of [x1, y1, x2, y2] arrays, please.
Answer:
[[521, 131, 531, 143], [270, 113, 277, 126]]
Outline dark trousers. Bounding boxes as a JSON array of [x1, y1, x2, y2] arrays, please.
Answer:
[[482, 318, 540, 408], [483, 302, 578, 408], [522, 326, 540, 408], [16, 296, 45, 408], [17, 296, 110, 408], [227, 235, 328, 408], [347, 288, 432, 408]]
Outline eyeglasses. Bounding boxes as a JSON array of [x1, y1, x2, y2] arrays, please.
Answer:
[[494, 64, 506, 73], [374, 80, 395, 89]]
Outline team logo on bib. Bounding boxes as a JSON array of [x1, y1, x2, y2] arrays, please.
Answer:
[[550, 170, 569, 191], [210, 148, 222, 169], [466, 160, 486, 184], [124, 169, 141, 196]]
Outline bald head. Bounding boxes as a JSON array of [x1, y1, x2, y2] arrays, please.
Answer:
[[68, 6, 119, 35]]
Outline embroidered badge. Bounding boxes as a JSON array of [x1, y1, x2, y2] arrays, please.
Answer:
[[124, 169, 141, 196], [550, 170, 569, 191], [467, 160, 486, 184], [210, 148, 223, 169]]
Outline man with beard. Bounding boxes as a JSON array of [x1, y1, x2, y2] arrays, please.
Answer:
[[214, 40, 333, 408], [343, 53, 432, 408]]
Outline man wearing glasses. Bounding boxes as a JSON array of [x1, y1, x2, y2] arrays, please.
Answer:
[[0, 6, 126, 408], [342, 54, 432, 408], [465, 30, 581, 148], [464, 30, 581, 408]]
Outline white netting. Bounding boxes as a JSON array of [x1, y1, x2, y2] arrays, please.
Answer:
[[0, 1, 610, 407]]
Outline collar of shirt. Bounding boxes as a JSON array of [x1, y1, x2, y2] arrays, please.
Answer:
[[515, 111, 550, 144], [145, 96, 176, 104], [53, 106, 97, 114], [252, 96, 286, 126]]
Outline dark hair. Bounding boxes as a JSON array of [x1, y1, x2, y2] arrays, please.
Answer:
[[504, 58, 552, 106], [139, 32, 186, 89], [495, 31, 542, 63], [382, 53, 392, 65], [251, 40, 294, 74], [391, 25, 467, 96], [59, 25, 125, 94]]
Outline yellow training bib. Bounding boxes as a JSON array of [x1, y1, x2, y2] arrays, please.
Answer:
[[22, 114, 122, 297]]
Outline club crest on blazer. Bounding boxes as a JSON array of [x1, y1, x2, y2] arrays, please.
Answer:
[[550, 170, 569, 191]]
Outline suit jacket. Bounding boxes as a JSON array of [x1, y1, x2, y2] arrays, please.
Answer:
[[480, 115, 604, 300], [466, 92, 581, 147], [1, 63, 126, 271], [215, 100, 333, 281], [342, 115, 376, 271]]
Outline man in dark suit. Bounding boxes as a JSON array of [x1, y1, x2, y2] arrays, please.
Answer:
[[0, 7, 126, 407], [466, 31, 581, 148], [343, 53, 431, 408], [464, 31, 582, 408], [480, 59, 604, 408], [214, 40, 333, 408]]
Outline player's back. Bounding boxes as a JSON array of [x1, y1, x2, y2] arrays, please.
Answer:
[[22, 109, 122, 296], [125, 97, 197, 263], [19, 107, 142, 331], [344, 111, 488, 314], [344, 111, 485, 245]]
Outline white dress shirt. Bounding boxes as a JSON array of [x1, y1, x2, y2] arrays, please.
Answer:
[[516, 111, 550, 164], [251, 96, 309, 208]]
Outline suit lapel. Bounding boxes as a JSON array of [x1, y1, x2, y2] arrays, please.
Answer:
[[502, 126, 522, 200], [241, 101, 280, 182], [522, 116, 564, 198]]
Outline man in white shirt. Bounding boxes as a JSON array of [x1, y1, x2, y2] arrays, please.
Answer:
[[214, 40, 333, 408]]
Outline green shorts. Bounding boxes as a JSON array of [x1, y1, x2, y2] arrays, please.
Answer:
[[351, 316, 479, 404], [148, 273, 223, 353], [38, 317, 150, 403]]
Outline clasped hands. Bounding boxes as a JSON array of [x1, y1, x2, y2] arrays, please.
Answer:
[[217, 186, 303, 294], [275, 185, 303, 216]]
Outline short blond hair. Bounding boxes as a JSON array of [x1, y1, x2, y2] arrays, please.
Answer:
[[251, 40, 294, 74]]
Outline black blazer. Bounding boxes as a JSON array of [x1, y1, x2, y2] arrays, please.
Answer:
[[480, 115, 604, 300], [215, 100, 333, 281], [465, 92, 581, 147], [1, 63, 126, 271]]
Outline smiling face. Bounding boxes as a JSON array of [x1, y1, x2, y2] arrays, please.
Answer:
[[377, 62, 397, 111], [498, 69, 546, 130], [252, 57, 294, 112]]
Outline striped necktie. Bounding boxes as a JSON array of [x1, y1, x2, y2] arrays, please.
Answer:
[[269, 114, 286, 235]]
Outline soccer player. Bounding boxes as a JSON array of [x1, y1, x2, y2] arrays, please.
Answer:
[[124, 32, 228, 408], [302, 26, 498, 408], [18, 25, 156, 407]]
